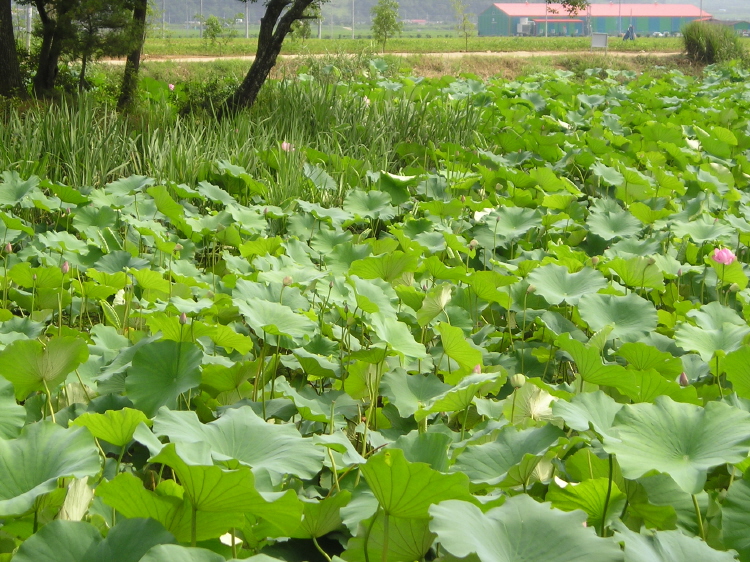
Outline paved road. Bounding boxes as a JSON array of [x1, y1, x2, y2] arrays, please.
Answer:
[[102, 50, 681, 65]]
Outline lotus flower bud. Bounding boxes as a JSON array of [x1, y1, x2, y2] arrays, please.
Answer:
[[469, 239, 478, 250], [4, 243, 11, 254], [329, 280, 334, 289], [282, 276, 293, 287], [179, 312, 188, 325], [677, 268, 682, 277], [647, 257, 656, 265], [473, 364, 482, 374], [174, 243, 183, 252], [591, 256, 600, 266], [730, 283, 740, 293], [527, 285, 536, 294], [678, 372, 689, 387], [510, 373, 526, 388], [32, 274, 37, 281], [61, 261, 70, 275], [263, 208, 268, 215], [461, 195, 466, 203]]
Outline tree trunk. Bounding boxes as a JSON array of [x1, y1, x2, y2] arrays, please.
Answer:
[[0, 0, 25, 97], [117, 0, 148, 111], [79, 52, 88, 92], [32, 0, 75, 97], [224, 0, 316, 114]]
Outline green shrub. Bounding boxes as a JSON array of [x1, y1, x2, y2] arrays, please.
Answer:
[[682, 21, 746, 64]]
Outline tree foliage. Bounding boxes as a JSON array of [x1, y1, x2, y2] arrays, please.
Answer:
[[371, 0, 403, 52], [451, 0, 475, 52]]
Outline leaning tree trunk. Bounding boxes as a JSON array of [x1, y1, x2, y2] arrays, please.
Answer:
[[0, 0, 25, 97], [117, 0, 148, 111], [32, 0, 75, 97], [224, 0, 317, 113]]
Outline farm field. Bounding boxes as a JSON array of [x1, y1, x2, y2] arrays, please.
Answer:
[[2, 56, 750, 561], [141, 35, 691, 57]]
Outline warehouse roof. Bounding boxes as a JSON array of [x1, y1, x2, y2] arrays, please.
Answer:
[[490, 3, 710, 18]]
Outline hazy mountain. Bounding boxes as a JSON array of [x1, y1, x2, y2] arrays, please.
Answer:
[[159, 0, 749, 26]]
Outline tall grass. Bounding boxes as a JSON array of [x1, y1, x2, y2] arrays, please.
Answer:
[[0, 75, 489, 205], [682, 21, 747, 64]]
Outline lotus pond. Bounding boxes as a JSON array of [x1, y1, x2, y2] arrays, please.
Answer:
[[2, 62, 750, 562]]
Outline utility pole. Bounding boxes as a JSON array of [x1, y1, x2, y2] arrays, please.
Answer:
[[199, 0, 203, 38], [352, 0, 355, 39], [618, 0, 622, 35], [545, 2, 548, 37], [162, 0, 165, 38], [245, 2, 249, 38]]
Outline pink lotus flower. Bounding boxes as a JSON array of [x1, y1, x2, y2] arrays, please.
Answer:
[[168, 83, 175, 91], [679, 372, 689, 387], [712, 248, 736, 265], [280, 141, 294, 152], [61, 261, 70, 274]]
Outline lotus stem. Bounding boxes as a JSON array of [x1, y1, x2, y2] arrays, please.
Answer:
[[600, 454, 614, 538], [692, 494, 706, 541], [313, 536, 332, 562], [42, 379, 56, 424], [381, 512, 390, 562], [191, 504, 198, 547], [362, 507, 381, 562]]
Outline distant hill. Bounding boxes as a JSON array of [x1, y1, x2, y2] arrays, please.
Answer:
[[158, 0, 750, 26]]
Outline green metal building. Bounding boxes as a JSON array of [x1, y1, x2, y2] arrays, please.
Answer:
[[478, 3, 710, 37]]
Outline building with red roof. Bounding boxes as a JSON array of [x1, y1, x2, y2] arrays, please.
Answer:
[[478, 2, 711, 37]]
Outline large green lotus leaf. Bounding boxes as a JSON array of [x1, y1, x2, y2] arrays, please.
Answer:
[[343, 189, 397, 220], [488, 206, 543, 242], [615, 342, 684, 379], [349, 251, 419, 283], [151, 406, 324, 480], [342, 513, 435, 562], [687, 302, 747, 330], [416, 284, 452, 326], [578, 293, 657, 343], [139, 545, 227, 562], [672, 215, 734, 244], [390, 431, 453, 472], [151, 443, 284, 513], [0, 336, 88, 400], [587, 205, 642, 241], [70, 408, 152, 448], [0, 378, 25, 439], [552, 391, 623, 435], [606, 257, 664, 290], [85, 517, 176, 562], [452, 424, 564, 486], [0, 422, 100, 517], [381, 370, 450, 418], [96, 473, 244, 543], [369, 314, 427, 359], [723, 476, 750, 561], [287, 491, 351, 539], [547, 478, 627, 532], [125, 340, 202, 417], [14, 518, 176, 562], [0, 171, 40, 206], [725, 347, 750, 401], [360, 448, 472, 519], [527, 264, 607, 305], [602, 397, 750, 494], [615, 522, 738, 562], [556, 334, 638, 396], [436, 322, 483, 379], [12, 520, 101, 562], [674, 323, 750, 362], [629, 369, 700, 405], [429, 495, 623, 562], [424, 372, 505, 417], [236, 297, 318, 348]]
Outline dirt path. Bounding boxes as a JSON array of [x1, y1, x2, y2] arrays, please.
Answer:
[[102, 50, 681, 65]]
